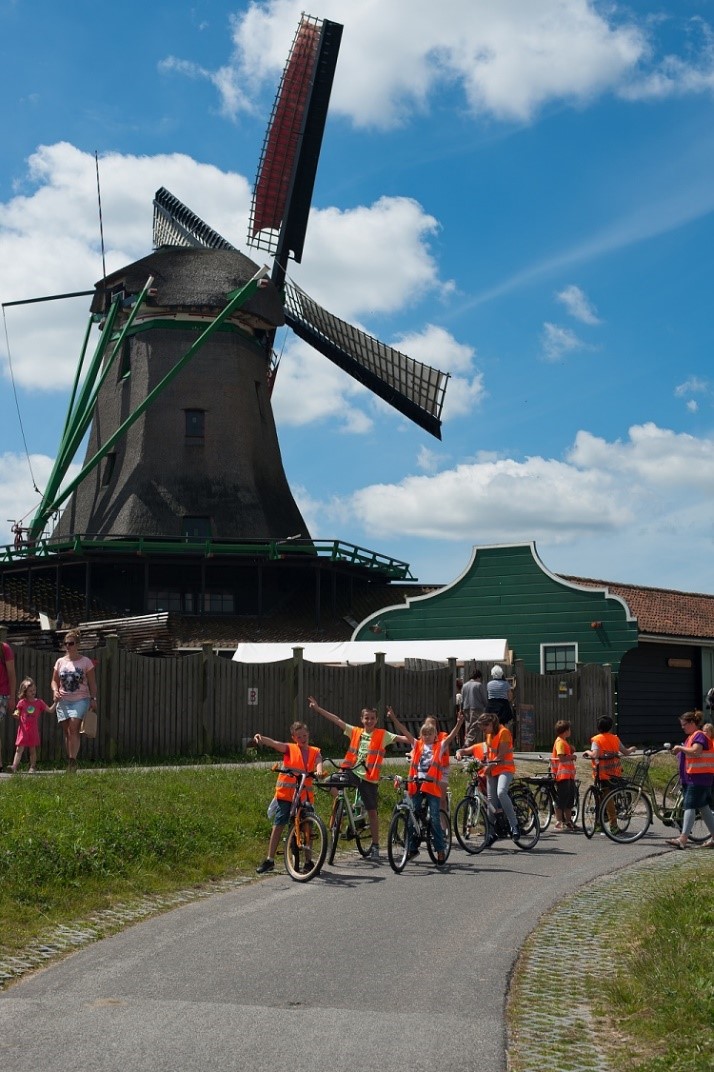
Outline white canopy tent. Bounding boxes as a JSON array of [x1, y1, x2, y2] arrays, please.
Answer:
[[232, 639, 509, 666]]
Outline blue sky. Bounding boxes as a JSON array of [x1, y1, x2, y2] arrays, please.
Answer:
[[1, 0, 714, 593]]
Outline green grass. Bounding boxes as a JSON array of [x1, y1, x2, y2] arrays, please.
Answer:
[[0, 760, 472, 958], [594, 860, 714, 1072]]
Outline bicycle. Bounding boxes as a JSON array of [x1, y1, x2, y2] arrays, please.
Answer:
[[318, 758, 372, 865], [387, 774, 452, 872], [581, 751, 627, 838], [598, 747, 710, 845], [275, 766, 329, 882], [452, 762, 541, 853], [515, 768, 580, 831]]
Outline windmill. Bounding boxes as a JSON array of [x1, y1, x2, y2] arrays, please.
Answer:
[[26, 12, 448, 550]]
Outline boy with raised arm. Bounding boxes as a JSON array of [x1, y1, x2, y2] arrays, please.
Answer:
[[253, 721, 323, 875], [307, 696, 409, 860]]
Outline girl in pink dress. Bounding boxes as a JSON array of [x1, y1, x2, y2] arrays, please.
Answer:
[[11, 678, 55, 773]]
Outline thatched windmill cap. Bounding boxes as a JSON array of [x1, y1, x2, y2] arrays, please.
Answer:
[[91, 247, 285, 330]]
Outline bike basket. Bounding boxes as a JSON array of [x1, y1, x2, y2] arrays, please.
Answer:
[[620, 756, 649, 786]]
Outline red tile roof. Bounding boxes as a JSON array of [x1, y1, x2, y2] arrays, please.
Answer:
[[565, 576, 714, 640]]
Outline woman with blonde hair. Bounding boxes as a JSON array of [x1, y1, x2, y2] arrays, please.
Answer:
[[51, 631, 97, 772]]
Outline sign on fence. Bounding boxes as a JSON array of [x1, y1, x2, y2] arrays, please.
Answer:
[[247, 687, 259, 706], [518, 704, 535, 750]]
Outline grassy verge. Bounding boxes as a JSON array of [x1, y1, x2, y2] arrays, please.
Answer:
[[0, 762, 474, 959], [594, 859, 714, 1072]]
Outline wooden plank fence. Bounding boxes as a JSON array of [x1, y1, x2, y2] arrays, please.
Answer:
[[0, 638, 614, 764]]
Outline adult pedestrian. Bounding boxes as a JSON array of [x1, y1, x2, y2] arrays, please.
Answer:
[[0, 636, 17, 772], [666, 710, 714, 849], [51, 630, 97, 772], [461, 668, 487, 747], [486, 665, 514, 726]]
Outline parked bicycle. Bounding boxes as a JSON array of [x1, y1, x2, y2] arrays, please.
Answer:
[[581, 751, 626, 838], [276, 766, 329, 882], [597, 747, 709, 844], [452, 761, 541, 853], [387, 774, 452, 872], [515, 767, 580, 831], [318, 758, 372, 864]]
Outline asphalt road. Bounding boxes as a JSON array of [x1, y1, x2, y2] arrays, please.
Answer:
[[0, 814, 673, 1072]]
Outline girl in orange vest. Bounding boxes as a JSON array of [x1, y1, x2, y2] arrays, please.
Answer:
[[307, 696, 410, 860], [253, 721, 324, 874], [550, 720, 578, 831], [389, 710, 463, 864], [478, 712, 520, 841], [666, 710, 714, 849]]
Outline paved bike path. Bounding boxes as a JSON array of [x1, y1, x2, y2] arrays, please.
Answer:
[[0, 820, 672, 1072]]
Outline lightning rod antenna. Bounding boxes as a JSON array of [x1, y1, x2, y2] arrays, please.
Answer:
[[95, 150, 107, 282]]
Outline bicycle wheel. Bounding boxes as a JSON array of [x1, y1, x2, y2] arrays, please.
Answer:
[[570, 781, 581, 826], [670, 790, 709, 845], [284, 814, 328, 881], [387, 809, 413, 873], [426, 808, 452, 864], [662, 772, 681, 815], [533, 785, 554, 831], [512, 791, 541, 850], [353, 823, 368, 857], [581, 786, 599, 838], [453, 794, 489, 853], [599, 786, 652, 844], [327, 799, 343, 866]]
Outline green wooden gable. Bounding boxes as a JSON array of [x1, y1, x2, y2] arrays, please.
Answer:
[[354, 543, 639, 673]]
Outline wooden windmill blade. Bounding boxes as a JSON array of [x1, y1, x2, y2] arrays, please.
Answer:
[[153, 187, 237, 250], [248, 14, 342, 284], [284, 280, 448, 440]]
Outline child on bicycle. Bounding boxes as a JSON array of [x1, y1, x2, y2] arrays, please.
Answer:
[[389, 709, 463, 864], [253, 721, 324, 874], [456, 734, 489, 795], [585, 715, 636, 834], [551, 720, 578, 831], [307, 697, 410, 860]]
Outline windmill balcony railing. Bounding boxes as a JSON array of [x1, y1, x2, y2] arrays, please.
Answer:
[[0, 533, 415, 581]]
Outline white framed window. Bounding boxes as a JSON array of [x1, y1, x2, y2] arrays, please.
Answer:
[[540, 642, 578, 675]]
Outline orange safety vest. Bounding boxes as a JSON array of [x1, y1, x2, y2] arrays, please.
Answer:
[[486, 727, 515, 776], [464, 741, 487, 762], [590, 733, 623, 781], [341, 727, 388, 782], [407, 738, 446, 797], [550, 738, 577, 781], [435, 729, 450, 769], [684, 733, 714, 777], [274, 743, 320, 803]]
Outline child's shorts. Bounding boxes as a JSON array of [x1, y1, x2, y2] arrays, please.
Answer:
[[268, 798, 292, 826]]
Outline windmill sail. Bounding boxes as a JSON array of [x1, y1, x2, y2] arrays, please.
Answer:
[[248, 15, 342, 273], [153, 187, 237, 251], [284, 279, 448, 439]]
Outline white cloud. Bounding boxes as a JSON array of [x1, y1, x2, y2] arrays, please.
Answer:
[[541, 322, 586, 362], [291, 198, 448, 320], [555, 284, 601, 325], [0, 452, 81, 546], [199, 0, 647, 128], [687, 400, 699, 413], [416, 446, 443, 474], [301, 424, 714, 568], [178, 2, 714, 131], [674, 376, 709, 397]]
